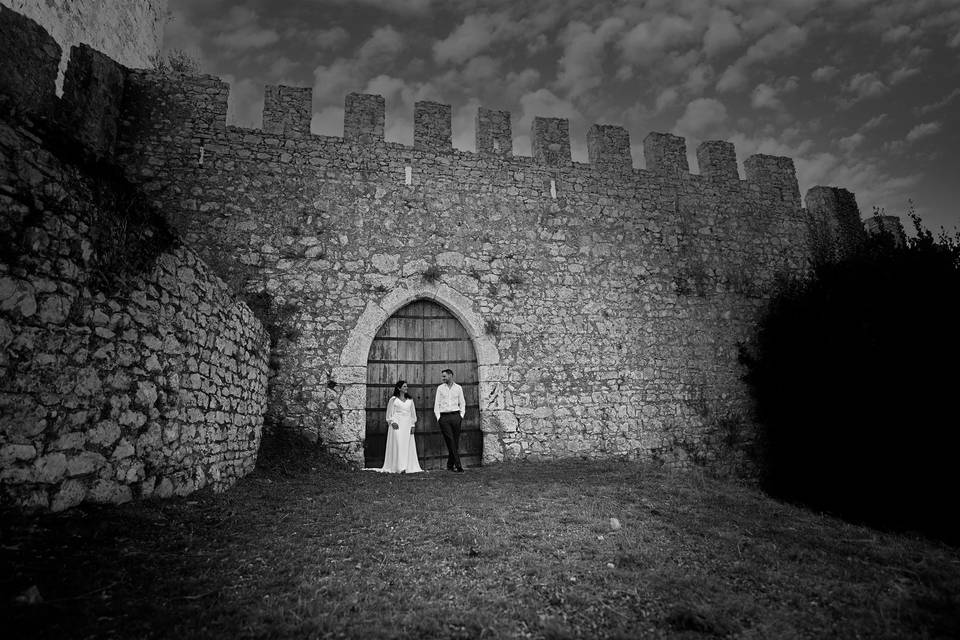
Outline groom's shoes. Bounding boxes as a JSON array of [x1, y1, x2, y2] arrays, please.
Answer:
[[454, 466, 464, 473]]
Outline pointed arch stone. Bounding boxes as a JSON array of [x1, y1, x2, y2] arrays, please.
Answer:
[[331, 282, 509, 466]]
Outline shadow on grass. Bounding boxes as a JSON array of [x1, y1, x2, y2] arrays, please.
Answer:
[[2, 460, 959, 639]]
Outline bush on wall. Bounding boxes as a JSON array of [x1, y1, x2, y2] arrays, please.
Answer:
[[740, 211, 960, 543]]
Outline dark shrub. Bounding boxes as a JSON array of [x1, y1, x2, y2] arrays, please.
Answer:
[[741, 214, 960, 543]]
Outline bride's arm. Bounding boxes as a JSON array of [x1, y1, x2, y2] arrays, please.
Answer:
[[385, 396, 396, 426], [411, 401, 417, 431]]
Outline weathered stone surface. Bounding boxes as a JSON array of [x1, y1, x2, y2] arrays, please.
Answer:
[[34, 453, 68, 483], [0, 77, 269, 509], [1, 7, 869, 505], [88, 478, 132, 504], [67, 451, 106, 476], [51, 478, 87, 511], [0, 444, 37, 466]]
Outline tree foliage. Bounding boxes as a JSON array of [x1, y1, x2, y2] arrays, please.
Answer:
[[740, 208, 960, 543]]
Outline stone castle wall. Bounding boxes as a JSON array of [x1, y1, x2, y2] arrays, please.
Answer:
[[0, 6, 865, 482], [113, 69, 855, 475], [0, 8, 269, 511], [0, 0, 167, 82]]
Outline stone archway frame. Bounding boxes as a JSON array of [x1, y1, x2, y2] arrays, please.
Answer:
[[331, 281, 511, 466]]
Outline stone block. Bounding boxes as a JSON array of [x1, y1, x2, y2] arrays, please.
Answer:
[[263, 84, 312, 137], [414, 101, 452, 150], [344, 93, 385, 144], [532, 117, 571, 166], [696, 140, 739, 180], [482, 433, 504, 463], [644, 132, 688, 174], [34, 453, 68, 483], [805, 186, 865, 261], [51, 479, 87, 512], [88, 479, 132, 504], [476, 107, 512, 157], [66, 451, 106, 476], [745, 154, 800, 205], [587, 124, 632, 172], [0, 444, 37, 466]]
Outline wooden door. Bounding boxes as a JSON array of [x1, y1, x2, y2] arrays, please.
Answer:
[[365, 300, 481, 469]]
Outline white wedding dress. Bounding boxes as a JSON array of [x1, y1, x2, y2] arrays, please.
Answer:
[[375, 396, 423, 473]]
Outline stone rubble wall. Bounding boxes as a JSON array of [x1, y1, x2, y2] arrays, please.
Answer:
[[1, 6, 866, 479], [0, 9, 270, 511], [111, 69, 848, 477]]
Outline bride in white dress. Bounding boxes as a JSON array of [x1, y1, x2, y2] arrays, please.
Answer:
[[375, 380, 423, 473]]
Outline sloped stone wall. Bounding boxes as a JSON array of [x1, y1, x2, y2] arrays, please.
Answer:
[[0, 9, 269, 511]]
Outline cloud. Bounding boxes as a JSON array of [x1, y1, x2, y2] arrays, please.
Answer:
[[618, 14, 698, 65], [882, 25, 914, 43], [838, 132, 864, 152], [655, 87, 679, 112], [212, 7, 279, 51], [905, 121, 941, 142], [863, 113, 888, 130], [703, 9, 742, 57], [223, 75, 264, 128], [728, 132, 921, 219], [684, 64, 713, 93], [515, 88, 584, 157], [555, 18, 625, 98], [951, 28, 960, 47], [313, 59, 363, 105], [716, 64, 748, 92], [358, 26, 405, 65], [674, 98, 728, 139], [311, 27, 406, 107], [433, 12, 513, 65], [917, 88, 960, 115], [716, 24, 807, 92], [751, 83, 781, 110], [312, 105, 344, 137], [323, 0, 431, 14], [297, 26, 350, 51], [846, 72, 888, 100], [811, 65, 838, 82], [888, 66, 920, 85]]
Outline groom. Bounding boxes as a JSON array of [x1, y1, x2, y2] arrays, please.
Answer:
[[434, 368, 465, 473]]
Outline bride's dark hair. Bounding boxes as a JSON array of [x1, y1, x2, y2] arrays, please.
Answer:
[[392, 380, 407, 399]]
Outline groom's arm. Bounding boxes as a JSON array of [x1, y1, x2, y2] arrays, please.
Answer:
[[433, 386, 441, 421], [458, 385, 465, 418]]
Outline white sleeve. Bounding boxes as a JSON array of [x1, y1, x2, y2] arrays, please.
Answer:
[[434, 386, 441, 420], [385, 396, 395, 424], [458, 385, 466, 417]]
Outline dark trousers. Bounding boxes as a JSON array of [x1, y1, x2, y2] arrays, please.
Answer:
[[438, 412, 462, 470]]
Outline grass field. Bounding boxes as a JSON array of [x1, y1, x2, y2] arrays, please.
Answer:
[[3, 459, 959, 639]]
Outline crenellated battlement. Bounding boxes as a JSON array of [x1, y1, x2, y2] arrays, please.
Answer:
[[0, 4, 844, 217], [202, 83, 804, 192], [1, 5, 882, 485], [264, 85, 311, 138]]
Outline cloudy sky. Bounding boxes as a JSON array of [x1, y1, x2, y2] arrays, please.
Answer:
[[164, 0, 960, 233]]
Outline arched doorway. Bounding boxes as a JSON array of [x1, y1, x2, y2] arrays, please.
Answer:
[[364, 300, 481, 469]]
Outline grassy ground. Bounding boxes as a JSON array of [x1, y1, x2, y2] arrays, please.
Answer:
[[2, 459, 959, 639]]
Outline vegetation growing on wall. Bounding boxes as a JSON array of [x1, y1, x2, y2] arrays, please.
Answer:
[[740, 209, 960, 543]]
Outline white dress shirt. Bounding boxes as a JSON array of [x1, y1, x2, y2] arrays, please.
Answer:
[[434, 382, 465, 419]]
